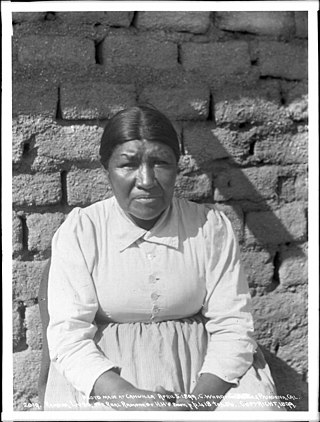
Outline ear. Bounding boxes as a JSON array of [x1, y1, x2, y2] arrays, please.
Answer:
[[101, 163, 110, 179]]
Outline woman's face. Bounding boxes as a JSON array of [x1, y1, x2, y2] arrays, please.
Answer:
[[107, 139, 178, 230]]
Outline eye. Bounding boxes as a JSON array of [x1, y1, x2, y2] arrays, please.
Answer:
[[120, 161, 138, 168], [153, 159, 174, 167]]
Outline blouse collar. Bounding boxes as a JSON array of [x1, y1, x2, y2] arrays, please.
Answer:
[[110, 196, 179, 252]]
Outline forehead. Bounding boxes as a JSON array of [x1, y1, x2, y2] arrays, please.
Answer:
[[112, 139, 175, 158]]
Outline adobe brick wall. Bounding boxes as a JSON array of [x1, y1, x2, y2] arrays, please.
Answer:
[[12, 11, 308, 411]]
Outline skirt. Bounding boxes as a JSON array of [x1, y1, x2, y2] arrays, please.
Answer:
[[44, 314, 284, 411]]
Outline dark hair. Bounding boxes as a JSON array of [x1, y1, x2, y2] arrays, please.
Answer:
[[100, 105, 180, 168]]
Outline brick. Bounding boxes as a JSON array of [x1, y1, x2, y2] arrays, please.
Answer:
[[12, 116, 55, 159], [252, 288, 308, 379], [294, 173, 308, 202], [13, 260, 49, 301], [103, 11, 134, 27], [13, 81, 58, 118], [27, 213, 65, 253], [259, 41, 308, 80], [181, 41, 251, 77], [251, 289, 307, 351], [183, 123, 229, 166], [183, 123, 255, 167], [294, 11, 308, 38], [174, 173, 212, 201], [31, 156, 65, 173], [13, 350, 42, 410], [12, 130, 24, 165], [211, 127, 256, 163], [276, 335, 308, 381], [278, 244, 307, 288], [17, 35, 95, 66], [282, 80, 308, 104], [13, 173, 62, 206], [215, 204, 244, 242], [25, 305, 42, 350], [67, 168, 113, 206], [12, 12, 46, 23], [13, 212, 23, 254], [213, 80, 284, 126], [13, 115, 56, 168], [278, 176, 296, 203], [100, 35, 178, 69], [139, 85, 209, 121], [13, 304, 24, 350], [135, 11, 211, 34], [60, 82, 136, 120], [278, 172, 308, 203], [277, 326, 308, 375], [241, 250, 274, 290], [286, 97, 308, 122], [56, 11, 134, 27], [254, 132, 308, 165], [245, 202, 307, 246], [34, 124, 103, 163], [213, 165, 278, 202], [215, 12, 295, 38], [177, 154, 201, 174], [263, 348, 308, 411], [281, 80, 308, 121]]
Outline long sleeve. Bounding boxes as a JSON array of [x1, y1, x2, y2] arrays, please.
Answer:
[[46, 208, 115, 401], [200, 208, 257, 385]]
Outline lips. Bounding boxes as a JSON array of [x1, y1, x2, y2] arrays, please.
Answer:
[[135, 196, 160, 201], [135, 196, 159, 199], [134, 194, 161, 200], [134, 195, 162, 204]]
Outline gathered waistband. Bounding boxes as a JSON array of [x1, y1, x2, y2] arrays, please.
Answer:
[[94, 311, 208, 327]]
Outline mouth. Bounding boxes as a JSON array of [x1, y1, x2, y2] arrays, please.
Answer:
[[134, 196, 161, 202]]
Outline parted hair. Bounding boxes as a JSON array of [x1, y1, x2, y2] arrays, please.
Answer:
[[100, 104, 180, 168]]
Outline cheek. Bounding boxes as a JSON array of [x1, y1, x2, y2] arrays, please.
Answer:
[[158, 169, 177, 190], [108, 172, 132, 198]]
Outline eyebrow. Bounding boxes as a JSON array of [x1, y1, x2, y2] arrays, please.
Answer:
[[119, 152, 173, 159], [119, 153, 138, 158]]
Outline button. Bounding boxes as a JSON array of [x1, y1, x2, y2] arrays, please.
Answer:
[[149, 275, 157, 284], [151, 292, 159, 301], [147, 253, 154, 260]]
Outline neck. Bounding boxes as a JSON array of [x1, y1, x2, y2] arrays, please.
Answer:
[[129, 214, 162, 231]]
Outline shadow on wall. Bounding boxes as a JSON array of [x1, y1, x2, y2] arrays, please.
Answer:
[[175, 82, 308, 410], [261, 345, 308, 411], [181, 145, 308, 409]]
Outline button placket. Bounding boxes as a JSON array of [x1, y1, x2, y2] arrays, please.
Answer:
[[149, 274, 157, 284], [151, 288, 160, 319], [151, 292, 159, 301], [140, 241, 162, 321]]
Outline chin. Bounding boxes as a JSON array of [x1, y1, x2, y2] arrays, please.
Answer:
[[135, 212, 163, 221], [130, 207, 165, 223]]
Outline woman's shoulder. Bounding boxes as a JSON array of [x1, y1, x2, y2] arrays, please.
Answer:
[[76, 196, 114, 220], [68, 197, 114, 218], [173, 197, 225, 223], [57, 197, 115, 234], [173, 197, 234, 239]]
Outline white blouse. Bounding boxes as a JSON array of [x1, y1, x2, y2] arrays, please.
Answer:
[[47, 196, 257, 400]]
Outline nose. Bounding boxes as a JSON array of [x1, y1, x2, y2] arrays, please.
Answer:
[[136, 163, 155, 189]]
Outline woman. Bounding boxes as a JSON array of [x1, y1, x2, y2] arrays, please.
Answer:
[[44, 105, 281, 411]]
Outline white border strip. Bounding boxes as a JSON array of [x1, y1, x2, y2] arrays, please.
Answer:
[[8, 1, 319, 12], [2, 1, 319, 421]]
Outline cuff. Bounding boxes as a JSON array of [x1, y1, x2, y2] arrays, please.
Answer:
[[198, 351, 255, 387], [84, 363, 118, 404]]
